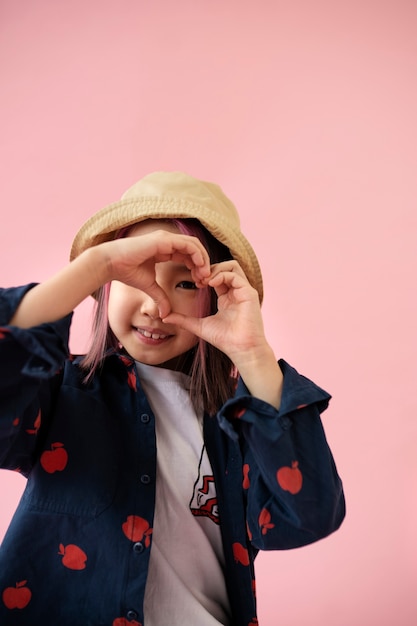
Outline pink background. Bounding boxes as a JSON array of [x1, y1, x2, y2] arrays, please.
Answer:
[[1, 1, 416, 624]]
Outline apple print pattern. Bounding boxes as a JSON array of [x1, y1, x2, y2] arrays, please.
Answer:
[[127, 369, 137, 391], [0, 286, 345, 625], [258, 508, 275, 535], [232, 542, 250, 566], [246, 521, 253, 542], [40, 442, 68, 473], [113, 618, 142, 626], [122, 515, 153, 548], [2, 581, 32, 610], [233, 405, 246, 419], [242, 463, 250, 489], [277, 461, 303, 495], [26, 409, 41, 435], [58, 544, 87, 570], [118, 354, 133, 368], [119, 355, 138, 391]]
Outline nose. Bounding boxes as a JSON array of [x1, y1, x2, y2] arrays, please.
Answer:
[[140, 293, 161, 320]]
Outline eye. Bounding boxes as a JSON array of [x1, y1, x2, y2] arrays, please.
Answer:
[[177, 280, 197, 290]]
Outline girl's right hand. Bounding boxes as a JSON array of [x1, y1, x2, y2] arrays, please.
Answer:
[[9, 229, 211, 328], [96, 229, 211, 318], [101, 229, 210, 290]]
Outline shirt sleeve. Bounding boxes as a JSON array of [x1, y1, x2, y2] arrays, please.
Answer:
[[0, 285, 72, 475], [217, 360, 346, 550]]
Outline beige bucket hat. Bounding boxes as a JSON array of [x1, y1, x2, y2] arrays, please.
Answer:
[[70, 171, 263, 302]]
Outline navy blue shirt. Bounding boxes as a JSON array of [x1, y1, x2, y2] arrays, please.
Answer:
[[0, 285, 345, 626]]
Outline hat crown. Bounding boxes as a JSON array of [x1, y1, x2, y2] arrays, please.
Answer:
[[121, 172, 241, 227]]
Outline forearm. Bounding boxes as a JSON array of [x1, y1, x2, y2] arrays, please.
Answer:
[[9, 247, 108, 328], [235, 344, 284, 409]]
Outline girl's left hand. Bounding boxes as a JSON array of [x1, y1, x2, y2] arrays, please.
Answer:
[[163, 260, 283, 408], [163, 260, 267, 369]]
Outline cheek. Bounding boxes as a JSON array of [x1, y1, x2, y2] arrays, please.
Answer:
[[173, 287, 210, 318], [198, 286, 212, 317], [175, 295, 202, 318], [179, 328, 199, 352]]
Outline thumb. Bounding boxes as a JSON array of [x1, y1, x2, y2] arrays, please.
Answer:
[[162, 312, 204, 338], [144, 282, 171, 319]]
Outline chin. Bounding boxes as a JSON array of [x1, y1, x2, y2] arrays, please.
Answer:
[[156, 348, 196, 373]]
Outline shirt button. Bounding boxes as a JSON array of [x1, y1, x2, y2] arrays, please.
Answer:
[[133, 541, 144, 553], [126, 610, 138, 620], [140, 413, 150, 423], [140, 474, 151, 484]]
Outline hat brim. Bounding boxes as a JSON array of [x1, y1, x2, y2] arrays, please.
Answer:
[[70, 196, 263, 302]]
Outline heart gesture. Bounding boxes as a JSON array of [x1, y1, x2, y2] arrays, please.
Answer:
[[163, 260, 267, 369], [101, 227, 211, 319], [163, 259, 283, 407]]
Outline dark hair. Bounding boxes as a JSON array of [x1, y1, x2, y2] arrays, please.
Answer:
[[80, 218, 236, 415]]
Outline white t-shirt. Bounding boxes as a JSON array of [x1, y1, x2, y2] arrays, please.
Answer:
[[136, 362, 231, 626]]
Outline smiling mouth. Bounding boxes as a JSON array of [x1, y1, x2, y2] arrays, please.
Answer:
[[135, 327, 172, 341]]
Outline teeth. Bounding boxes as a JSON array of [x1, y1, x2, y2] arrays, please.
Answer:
[[139, 329, 168, 340]]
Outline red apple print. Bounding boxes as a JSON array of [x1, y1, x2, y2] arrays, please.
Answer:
[[40, 442, 68, 473], [122, 515, 153, 547], [248, 619, 259, 626], [113, 618, 142, 626], [296, 403, 308, 410], [59, 544, 87, 570], [233, 406, 246, 419], [0, 328, 9, 339], [12, 417, 20, 427], [119, 354, 133, 367], [127, 370, 137, 391], [242, 463, 250, 489], [26, 409, 41, 435], [2, 581, 32, 609], [246, 520, 253, 541], [232, 542, 250, 566], [277, 461, 303, 494], [258, 508, 275, 535]]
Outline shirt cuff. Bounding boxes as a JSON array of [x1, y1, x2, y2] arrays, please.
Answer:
[[217, 359, 331, 441], [0, 284, 72, 378]]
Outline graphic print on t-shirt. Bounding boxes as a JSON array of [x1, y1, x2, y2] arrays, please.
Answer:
[[189, 444, 220, 524]]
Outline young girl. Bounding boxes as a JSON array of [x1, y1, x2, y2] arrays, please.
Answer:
[[0, 172, 345, 626]]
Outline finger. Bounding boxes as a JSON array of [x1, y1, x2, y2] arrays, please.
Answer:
[[207, 270, 257, 304], [208, 270, 247, 290], [169, 251, 210, 276], [143, 281, 171, 319], [162, 312, 205, 338], [208, 260, 247, 280], [190, 265, 212, 287], [159, 236, 211, 274]]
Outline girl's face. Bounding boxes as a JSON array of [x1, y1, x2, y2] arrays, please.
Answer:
[[107, 220, 205, 370]]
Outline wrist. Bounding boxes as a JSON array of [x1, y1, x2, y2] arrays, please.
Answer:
[[235, 345, 284, 410], [231, 342, 276, 372], [79, 245, 113, 291]]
